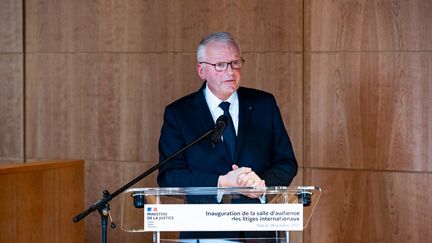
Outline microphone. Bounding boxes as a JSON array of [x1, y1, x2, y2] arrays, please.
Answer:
[[74, 114, 229, 238], [211, 115, 228, 146]]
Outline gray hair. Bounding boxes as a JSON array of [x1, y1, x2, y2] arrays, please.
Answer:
[[196, 32, 241, 62]]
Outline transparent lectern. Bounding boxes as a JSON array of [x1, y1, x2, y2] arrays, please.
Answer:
[[121, 186, 321, 243]]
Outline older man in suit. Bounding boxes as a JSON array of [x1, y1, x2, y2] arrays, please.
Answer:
[[157, 32, 298, 240]]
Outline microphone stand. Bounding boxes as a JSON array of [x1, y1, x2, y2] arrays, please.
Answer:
[[72, 127, 218, 243]]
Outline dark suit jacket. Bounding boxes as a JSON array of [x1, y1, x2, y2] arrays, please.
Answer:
[[157, 82, 298, 239]]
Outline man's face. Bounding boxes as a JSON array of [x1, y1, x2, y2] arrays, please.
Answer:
[[197, 41, 242, 100]]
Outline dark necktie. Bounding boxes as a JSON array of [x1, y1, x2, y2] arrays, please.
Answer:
[[219, 101, 236, 160]]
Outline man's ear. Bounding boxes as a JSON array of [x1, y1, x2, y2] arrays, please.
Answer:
[[197, 63, 206, 80]]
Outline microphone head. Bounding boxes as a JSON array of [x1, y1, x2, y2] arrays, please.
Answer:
[[211, 115, 228, 146], [216, 115, 228, 127]]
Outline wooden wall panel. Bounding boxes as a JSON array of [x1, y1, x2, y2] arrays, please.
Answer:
[[307, 0, 432, 51], [0, 0, 22, 52], [26, 52, 303, 162], [235, 0, 303, 52], [305, 53, 432, 171], [25, 53, 197, 162], [304, 169, 432, 243], [304, 1, 432, 243], [25, 0, 302, 52], [0, 0, 23, 163], [0, 54, 23, 163]]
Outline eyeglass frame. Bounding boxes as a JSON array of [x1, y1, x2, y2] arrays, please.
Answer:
[[199, 58, 245, 72]]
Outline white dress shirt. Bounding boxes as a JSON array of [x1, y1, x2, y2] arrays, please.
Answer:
[[204, 84, 239, 135]]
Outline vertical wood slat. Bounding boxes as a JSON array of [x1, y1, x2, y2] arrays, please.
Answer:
[[306, 0, 432, 51], [0, 0, 24, 163], [0, 160, 84, 243], [0, 54, 23, 163], [304, 1, 432, 243], [305, 169, 432, 243], [305, 52, 432, 171], [0, 0, 23, 52], [25, 0, 302, 52]]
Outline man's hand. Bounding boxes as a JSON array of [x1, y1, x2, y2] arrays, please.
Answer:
[[218, 164, 266, 199], [218, 165, 252, 187]]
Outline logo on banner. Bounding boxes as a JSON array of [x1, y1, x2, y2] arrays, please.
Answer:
[[147, 207, 157, 212], [145, 207, 174, 221]]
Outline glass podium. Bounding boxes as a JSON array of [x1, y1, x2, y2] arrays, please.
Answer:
[[121, 186, 321, 243]]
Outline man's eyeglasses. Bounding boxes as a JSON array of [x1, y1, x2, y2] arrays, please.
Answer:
[[199, 58, 245, 72]]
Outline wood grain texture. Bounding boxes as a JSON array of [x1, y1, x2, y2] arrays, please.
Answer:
[[9, 1, 430, 243], [25, 53, 197, 162], [304, 168, 432, 243], [0, 160, 84, 243], [0, 54, 23, 163], [306, 0, 432, 51], [0, 0, 22, 52], [25, 0, 302, 52], [234, 0, 303, 52], [25, 51, 304, 163], [305, 53, 432, 171]]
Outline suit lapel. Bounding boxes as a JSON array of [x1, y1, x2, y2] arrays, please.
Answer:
[[192, 83, 215, 134], [235, 89, 254, 162], [192, 83, 233, 163], [193, 84, 254, 164]]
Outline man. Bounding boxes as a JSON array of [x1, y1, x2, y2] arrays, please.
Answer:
[[157, 32, 298, 240]]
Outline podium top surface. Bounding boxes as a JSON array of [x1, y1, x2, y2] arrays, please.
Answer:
[[125, 186, 321, 196]]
